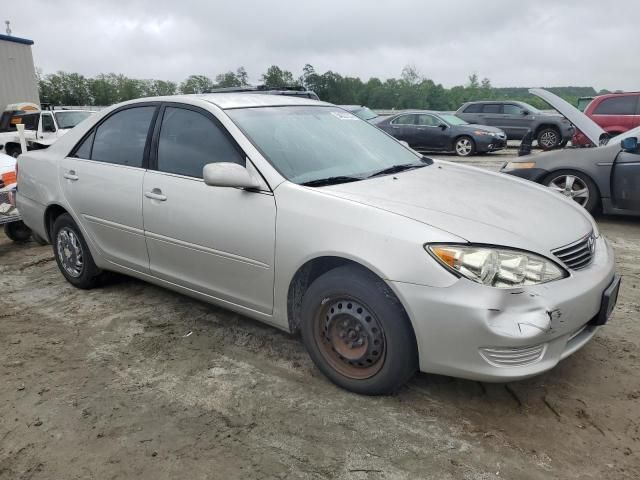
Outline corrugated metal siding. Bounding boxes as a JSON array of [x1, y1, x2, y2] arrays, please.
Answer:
[[0, 39, 40, 110]]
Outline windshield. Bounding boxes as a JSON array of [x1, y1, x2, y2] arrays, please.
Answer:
[[54, 111, 93, 129], [440, 114, 467, 126], [228, 106, 425, 184], [351, 106, 378, 121]]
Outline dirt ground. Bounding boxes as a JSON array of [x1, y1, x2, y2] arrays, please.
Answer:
[[1, 155, 639, 479]]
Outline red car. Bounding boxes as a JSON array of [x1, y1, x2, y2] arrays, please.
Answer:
[[573, 92, 640, 146]]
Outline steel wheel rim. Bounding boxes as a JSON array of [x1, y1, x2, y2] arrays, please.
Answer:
[[313, 296, 386, 379], [56, 227, 84, 277], [548, 175, 590, 207], [539, 131, 558, 148], [456, 138, 472, 156]]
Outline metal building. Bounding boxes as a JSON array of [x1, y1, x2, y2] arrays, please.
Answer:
[[0, 33, 40, 111]]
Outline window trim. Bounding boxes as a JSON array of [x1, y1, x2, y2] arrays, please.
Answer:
[[148, 102, 247, 178], [40, 113, 57, 133], [69, 102, 160, 169]]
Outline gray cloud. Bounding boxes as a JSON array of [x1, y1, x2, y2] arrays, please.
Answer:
[[4, 0, 638, 90]]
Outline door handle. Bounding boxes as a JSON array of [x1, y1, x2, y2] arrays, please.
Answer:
[[63, 171, 79, 181], [144, 189, 167, 201]]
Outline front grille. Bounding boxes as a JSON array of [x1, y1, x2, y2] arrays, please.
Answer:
[[552, 232, 595, 270], [479, 344, 545, 367]]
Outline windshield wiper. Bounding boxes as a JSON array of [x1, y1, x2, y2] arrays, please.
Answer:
[[301, 176, 362, 187], [367, 163, 427, 179]]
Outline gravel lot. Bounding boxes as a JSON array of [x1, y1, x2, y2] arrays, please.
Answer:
[[1, 152, 639, 479]]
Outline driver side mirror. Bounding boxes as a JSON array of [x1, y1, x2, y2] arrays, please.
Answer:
[[438, 123, 448, 130], [203, 162, 260, 189], [621, 137, 638, 151], [522, 110, 530, 116]]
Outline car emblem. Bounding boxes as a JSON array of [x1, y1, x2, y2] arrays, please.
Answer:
[[587, 235, 595, 254]]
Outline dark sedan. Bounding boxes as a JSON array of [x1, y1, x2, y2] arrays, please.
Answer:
[[372, 111, 506, 157]]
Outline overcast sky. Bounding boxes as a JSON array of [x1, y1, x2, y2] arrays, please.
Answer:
[[4, 0, 638, 90]]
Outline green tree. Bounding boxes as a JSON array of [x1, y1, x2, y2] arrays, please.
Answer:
[[179, 75, 214, 94], [261, 65, 296, 87]]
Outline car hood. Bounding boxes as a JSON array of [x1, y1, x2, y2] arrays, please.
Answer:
[[319, 161, 593, 254], [530, 88, 605, 145]]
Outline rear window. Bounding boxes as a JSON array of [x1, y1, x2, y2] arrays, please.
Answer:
[[593, 96, 637, 115]]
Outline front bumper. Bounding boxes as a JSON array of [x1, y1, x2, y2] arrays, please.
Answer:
[[391, 235, 616, 381], [501, 166, 548, 183], [475, 135, 507, 153]]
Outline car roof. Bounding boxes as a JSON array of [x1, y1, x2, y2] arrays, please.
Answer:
[[163, 93, 329, 109]]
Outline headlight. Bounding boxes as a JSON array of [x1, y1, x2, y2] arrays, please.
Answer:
[[426, 244, 568, 288], [503, 161, 536, 171], [473, 130, 496, 136]]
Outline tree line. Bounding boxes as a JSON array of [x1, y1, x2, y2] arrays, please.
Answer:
[[37, 64, 600, 111]]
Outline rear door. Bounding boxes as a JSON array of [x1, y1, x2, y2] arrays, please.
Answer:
[[142, 104, 276, 314], [387, 114, 416, 144], [59, 104, 158, 272], [476, 103, 503, 129], [611, 141, 640, 212]]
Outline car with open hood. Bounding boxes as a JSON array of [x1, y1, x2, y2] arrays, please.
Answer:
[[373, 110, 506, 156], [502, 88, 640, 216], [16, 93, 618, 395]]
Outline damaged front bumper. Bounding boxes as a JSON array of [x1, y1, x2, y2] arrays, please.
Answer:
[[391, 235, 616, 382]]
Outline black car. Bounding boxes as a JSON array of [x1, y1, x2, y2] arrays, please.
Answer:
[[372, 111, 506, 157], [339, 105, 379, 122]]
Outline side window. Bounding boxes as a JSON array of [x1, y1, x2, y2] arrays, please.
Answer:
[[157, 107, 244, 178], [391, 114, 415, 126], [593, 96, 637, 115], [463, 104, 482, 113], [41, 114, 56, 132], [91, 106, 155, 167], [482, 104, 502, 114], [18, 113, 40, 131], [73, 131, 95, 159], [416, 114, 438, 126], [503, 104, 523, 115]]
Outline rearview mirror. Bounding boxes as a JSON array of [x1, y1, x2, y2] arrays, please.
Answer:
[[203, 162, 260, 189], [621, 137, 638, 151]]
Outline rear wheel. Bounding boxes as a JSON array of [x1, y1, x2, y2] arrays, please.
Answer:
[[537, 128, 561, 150], [300, 265, 418, 395], [4, 221, 32, 242], [52, 213, 102, 289], [454, 136, 475, 157], [544, 170, 599, 213]]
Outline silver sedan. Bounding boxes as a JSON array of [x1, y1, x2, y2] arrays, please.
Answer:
[[16, 93, 619, 395]]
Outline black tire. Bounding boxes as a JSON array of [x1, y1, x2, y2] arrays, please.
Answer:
[[543, 169, 600, 213], [32, 232, 49, 245], [536, 128, 561, 150], [453, 136, 475, 157], [4, 221, 32, 242], [5, 144, 21, 158], [51, 213, 102, 289], [300, 265, 418, 395]]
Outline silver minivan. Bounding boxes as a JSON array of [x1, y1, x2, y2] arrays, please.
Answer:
[[17, 94, 619, 395]]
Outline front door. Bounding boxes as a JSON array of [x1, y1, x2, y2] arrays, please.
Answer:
[[38, 112, 58, 144], [413, 113, 448, 150], [611, 143, 640, 212], [59, 104, 158, 272], [500, 104, 535, 139], [142, 105, 276, 314]]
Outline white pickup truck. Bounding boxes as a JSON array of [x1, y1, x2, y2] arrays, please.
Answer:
[[0, 107, 95, 158]]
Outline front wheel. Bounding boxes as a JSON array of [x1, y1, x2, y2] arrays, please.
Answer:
[[300, 265, 418, 395], [537, 128, 561, 150], [454, 136, 475, 157], [52, 213, 102, 289], [544, 170, 599, 213]]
